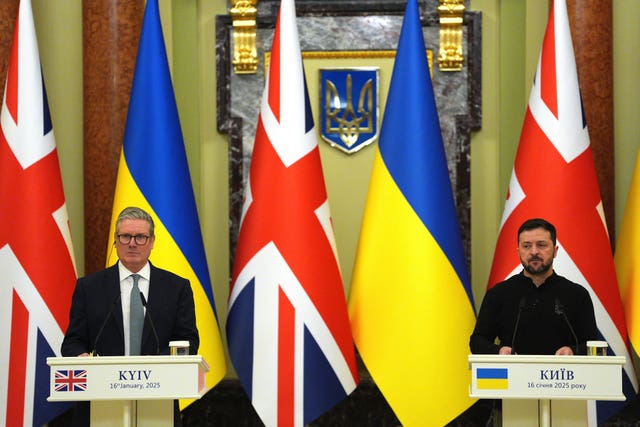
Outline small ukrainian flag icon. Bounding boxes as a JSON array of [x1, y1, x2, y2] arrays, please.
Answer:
[[476, 368, 509, 389]]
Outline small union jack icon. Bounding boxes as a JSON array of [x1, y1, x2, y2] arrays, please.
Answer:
[[54, 370, 87, 392]]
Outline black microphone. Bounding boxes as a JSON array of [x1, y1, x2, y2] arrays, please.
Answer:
[[139, 292, 160, 355], [91, 293, 121, 356], [510, 297, 526, 355], [555, 298, 579, 352]]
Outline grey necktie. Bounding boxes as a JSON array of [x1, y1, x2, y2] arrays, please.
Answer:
[[129, 274, 144, 356]]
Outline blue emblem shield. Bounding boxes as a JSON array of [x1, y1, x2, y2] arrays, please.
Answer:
[[320, 68, 379, 154]]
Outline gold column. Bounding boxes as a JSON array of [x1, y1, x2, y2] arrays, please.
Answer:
[[230, 0, 259, 74], [437, 0, 465, 71]]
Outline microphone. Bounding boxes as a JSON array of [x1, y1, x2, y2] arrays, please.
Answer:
[[510, 297, 526, 355], [139, 292, 160, 355], [555, 298, 579, 351], [91, 293, 121, 356]]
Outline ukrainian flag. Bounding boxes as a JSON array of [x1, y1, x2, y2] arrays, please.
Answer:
[[348, 0, 476, 425], [616, 149, 640, 358], [106, 0, 226, 400], [476, 368, 509, 390]]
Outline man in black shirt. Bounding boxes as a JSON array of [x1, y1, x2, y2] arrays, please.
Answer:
[[470, 218, 598, 355]]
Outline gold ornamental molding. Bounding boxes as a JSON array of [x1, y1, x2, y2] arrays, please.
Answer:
[[230, 0, 259, 74], [264, 50, 434, 76], [230, 1, 461, 73], [437, 0, 465, 71]]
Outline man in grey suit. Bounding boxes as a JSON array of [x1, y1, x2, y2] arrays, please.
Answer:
[[61, 206, 198, 425]]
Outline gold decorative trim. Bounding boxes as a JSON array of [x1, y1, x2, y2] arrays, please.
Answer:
[[265, 50, 433, 76], [437, 0, 465, 71], [230, 0, 259, 74], [302, 50, 399, 59]]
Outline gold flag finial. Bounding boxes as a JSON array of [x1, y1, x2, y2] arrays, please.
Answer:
[[230, 0, 259, 74], [437, 0, 465, 71]]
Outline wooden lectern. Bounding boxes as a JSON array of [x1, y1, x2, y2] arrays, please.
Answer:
[[47, 355, 209, 426], [469, 354, 625, 427]]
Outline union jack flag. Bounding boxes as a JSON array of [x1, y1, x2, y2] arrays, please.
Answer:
[[54, 370, 87, 392], [487, 0, 637, 424], [226, 0, 358, 425], [0, 1, 77, 425]]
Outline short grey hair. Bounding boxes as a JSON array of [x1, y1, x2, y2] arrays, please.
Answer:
[[115, 206, 155, 236]]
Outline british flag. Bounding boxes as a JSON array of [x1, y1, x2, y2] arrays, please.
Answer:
[[226, 0, 359, 425], [54, 370, 86, 393], [0, 1, 77, 425], [487, 0, 638, 424]]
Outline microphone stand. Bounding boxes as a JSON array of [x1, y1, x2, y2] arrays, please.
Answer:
[[555, 298, 579, 352], [510, 297, 527, 355], [140, 292, 160, 355], [91, 293, 121, 357]]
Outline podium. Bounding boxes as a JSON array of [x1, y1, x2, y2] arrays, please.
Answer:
[[47, 355, 209, 426], [469, 354, 625, 426]]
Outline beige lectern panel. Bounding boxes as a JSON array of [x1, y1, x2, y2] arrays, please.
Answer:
[[91, 400, 136, 427], [550, 400, 589, 427], [502, 399, 589, 427], [502, 400, 538, 427], [90, 400, 174, 427], [136, 400, 174, 427]]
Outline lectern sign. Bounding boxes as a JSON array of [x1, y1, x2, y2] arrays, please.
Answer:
[[48, 356, 209, 401], [469, 354, 625, 400]]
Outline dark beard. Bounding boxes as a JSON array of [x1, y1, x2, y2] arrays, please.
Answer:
[[524, 260, 552, 275]]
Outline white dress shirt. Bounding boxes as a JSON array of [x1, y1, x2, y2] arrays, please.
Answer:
[[118, 262, 150, 356]]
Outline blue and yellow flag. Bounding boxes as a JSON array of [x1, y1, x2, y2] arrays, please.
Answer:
[[475, 368, 509, 390], [107, 0, 226, 400], [616, 149, 640, 362], [348, 0, 476, 424]]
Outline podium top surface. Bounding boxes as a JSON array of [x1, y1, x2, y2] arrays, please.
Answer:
[[47, 355, 209, 372]]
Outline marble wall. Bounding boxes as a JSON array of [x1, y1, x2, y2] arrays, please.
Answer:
[[217, 0, 481, 273]]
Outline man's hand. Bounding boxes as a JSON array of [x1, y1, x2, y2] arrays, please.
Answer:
[[498, 346, 513, 355], [555, 346, 574, 356]]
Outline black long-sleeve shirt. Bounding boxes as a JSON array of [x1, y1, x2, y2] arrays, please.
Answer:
[[470, 271, 598, 355]]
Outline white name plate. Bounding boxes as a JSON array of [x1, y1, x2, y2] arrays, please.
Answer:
[[469, 354, 625, 400], [47, 355, 208, 401]]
